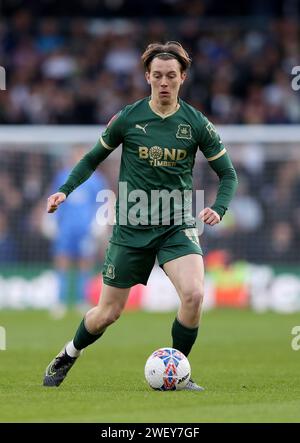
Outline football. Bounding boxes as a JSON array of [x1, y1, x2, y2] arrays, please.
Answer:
[[144, 347, 191, 391]]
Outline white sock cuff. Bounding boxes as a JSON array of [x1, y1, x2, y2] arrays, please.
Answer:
[[65, 340, 81, 358]]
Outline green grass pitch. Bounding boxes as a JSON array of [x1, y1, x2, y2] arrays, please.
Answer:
[[0, 309, 300, 422]]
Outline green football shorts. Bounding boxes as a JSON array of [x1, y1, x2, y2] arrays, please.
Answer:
[[102, 224, 203, 288]]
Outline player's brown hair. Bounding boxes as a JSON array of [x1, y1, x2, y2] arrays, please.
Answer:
[[141, 41, 192, 72]]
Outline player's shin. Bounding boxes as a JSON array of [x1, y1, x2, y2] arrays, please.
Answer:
[[71, 317, 105, 352], [171, 317, 199, 357]]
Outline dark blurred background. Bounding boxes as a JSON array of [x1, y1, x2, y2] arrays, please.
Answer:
[[0, 0, 299, 124], [0, 0, 299, 310], [1, 0, 298, 18]]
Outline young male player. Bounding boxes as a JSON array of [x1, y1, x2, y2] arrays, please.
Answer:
[[43, 41, 238, 390]]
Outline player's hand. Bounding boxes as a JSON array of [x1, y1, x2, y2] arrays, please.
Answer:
[[47, 192, 66, 213], [198, 207, 220, 226]]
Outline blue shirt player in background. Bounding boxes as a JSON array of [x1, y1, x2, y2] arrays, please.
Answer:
[[50, 146, 108, 318]]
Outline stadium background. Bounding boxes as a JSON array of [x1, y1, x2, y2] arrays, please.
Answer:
[[0, 0, 300, 425], [0, 0, 299, 313]]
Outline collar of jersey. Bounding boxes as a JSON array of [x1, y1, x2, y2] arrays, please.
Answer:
[[148, 98, 181, 119]]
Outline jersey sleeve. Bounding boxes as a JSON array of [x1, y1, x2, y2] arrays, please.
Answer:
[[99, 110, 125, 151], [197, 115, 226, 161]]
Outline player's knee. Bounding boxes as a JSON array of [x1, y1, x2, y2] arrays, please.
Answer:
[[181, 286, 204, 311], [100, 307, 122, 329], [92, 305, 122, 331]]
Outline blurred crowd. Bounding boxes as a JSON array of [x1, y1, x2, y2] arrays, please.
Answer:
[[0, 146, 299, 266], [199, 150, 300, 265], [0, 5, 299, 268], [0, 11, 299, 125], [2, 0, 293, 18]]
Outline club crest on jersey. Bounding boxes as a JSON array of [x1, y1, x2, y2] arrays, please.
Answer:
[[176, 124, 192, 140]]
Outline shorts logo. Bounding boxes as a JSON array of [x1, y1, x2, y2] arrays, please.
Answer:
[[176, 124, 192, 140], [105, 264, 115, 279], [181, 228, 200, 246]]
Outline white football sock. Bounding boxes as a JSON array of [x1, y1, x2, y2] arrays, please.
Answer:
[[65, 341, 81, 358]]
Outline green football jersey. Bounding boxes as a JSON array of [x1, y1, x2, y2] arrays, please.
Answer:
[[100, 97, 226, 227]]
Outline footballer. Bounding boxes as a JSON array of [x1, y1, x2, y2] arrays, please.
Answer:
[[43, 41, 238, 390]]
